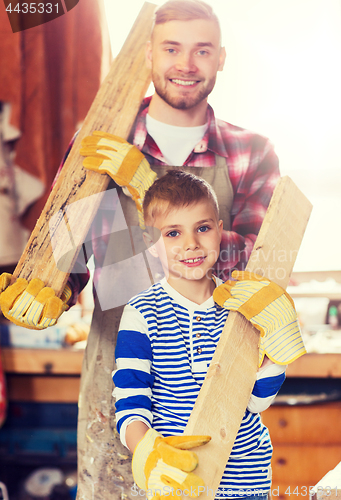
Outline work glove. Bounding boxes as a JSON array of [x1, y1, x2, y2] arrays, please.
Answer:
[[80, 131, 157, 229], [213, 271, 306, 366], [0, 273, 71, 330], [132, 428, 211, 499]]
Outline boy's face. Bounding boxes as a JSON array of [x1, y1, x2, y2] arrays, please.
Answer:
[[149, 200, 223, 284], [146, 19, 226, 111]]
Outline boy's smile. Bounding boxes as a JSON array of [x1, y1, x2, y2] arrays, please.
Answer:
[[149, 200, 223, 302]]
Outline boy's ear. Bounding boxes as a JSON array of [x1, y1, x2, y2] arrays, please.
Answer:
[[218, 219, 223, 240], [143, 231, 159, 258]]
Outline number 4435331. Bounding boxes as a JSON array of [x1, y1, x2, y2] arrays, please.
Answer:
[[6, 3, 59, 14], [284, 486, 338, 496]]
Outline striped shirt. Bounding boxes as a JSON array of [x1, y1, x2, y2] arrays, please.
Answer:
[[113, 278, 286, 498]]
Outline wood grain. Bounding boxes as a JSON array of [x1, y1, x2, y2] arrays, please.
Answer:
[[184, 176, 313, 498], [12, 2, 156, 295]]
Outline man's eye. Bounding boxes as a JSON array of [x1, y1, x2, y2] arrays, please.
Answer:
[[198, 50, 208, 56]]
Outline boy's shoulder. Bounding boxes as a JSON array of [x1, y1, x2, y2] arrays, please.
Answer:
[[128, 275, 225, 312], [128, 279, 167, 309]]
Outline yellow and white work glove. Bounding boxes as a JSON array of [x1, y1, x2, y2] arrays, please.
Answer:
[[80, 131, 157, 229], [0, 273, 71, 330], [213, 271, 306, 367], [132, 428, 211, 499]]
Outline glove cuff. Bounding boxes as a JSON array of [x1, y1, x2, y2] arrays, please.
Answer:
[[61, 284, 72, 304], [132, 428, 162, 490]]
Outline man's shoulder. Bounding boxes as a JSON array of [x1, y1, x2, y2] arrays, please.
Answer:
[[216, 116, 271, 144], [208, 103, 272, 150]]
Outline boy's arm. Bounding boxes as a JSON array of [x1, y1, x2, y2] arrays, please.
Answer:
[[247, 359, 286, 413], [126, 420, 150, 453], [114, 305, 212, 497], [113, 304, 154, 448]]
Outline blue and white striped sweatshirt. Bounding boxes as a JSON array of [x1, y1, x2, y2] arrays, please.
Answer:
[[113, 278, 286, 498]]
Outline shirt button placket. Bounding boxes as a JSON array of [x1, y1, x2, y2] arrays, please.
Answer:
[[194, 315, 203, 356]]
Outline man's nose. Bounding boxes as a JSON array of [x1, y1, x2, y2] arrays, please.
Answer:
[[175, 52, 197, 73]]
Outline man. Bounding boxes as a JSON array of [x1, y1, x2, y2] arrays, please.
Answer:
[[0, 1, 280, 498]]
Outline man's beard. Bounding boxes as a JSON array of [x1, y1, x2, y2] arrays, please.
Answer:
[[152, 72, 216, 110]]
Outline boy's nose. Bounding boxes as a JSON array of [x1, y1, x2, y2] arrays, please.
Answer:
[[184, 233, 199, 251]]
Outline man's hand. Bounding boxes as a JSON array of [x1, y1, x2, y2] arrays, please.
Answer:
[[132, 428, 211, 499], [0, 273, 71, 330], [80, 131, 157, 228], [213, 270, 306, 366]]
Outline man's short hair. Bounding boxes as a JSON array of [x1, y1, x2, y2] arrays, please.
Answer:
[[153, 0, 221, 41], [143, 169, 219, 226]]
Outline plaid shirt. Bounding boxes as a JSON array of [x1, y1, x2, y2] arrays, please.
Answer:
[[65, 96, 280, 304]]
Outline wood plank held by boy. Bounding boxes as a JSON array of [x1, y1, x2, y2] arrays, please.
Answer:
[[11, 2, 157, 294], [183, 176, 312, 499]]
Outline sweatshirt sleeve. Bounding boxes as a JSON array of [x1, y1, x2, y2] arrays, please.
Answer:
[[247, 362, 286, 414], [112, 304, 154, 448]]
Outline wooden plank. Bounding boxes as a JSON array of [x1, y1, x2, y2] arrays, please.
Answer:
[[2, 347, 84, 375], [7, 375, 80, 402], [184, 176, 312, 498], [11, 2, 156, 296]]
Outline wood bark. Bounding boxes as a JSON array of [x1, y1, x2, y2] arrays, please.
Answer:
[[12, 2, 156, 295], [184, 176, 313, 498]]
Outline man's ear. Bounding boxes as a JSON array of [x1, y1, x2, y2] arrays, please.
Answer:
[[143, 231, 159, 258], [145, 41, 153, 69], [218, 47, 226, 72]]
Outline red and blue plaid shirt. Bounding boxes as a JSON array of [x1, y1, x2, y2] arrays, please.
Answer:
[[66, 97, 280, 304]]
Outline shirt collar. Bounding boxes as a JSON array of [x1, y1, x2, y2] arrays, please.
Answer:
[[133, 96, 229, 160]]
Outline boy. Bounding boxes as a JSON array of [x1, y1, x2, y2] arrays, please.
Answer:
[[113, 170, 296, 499]]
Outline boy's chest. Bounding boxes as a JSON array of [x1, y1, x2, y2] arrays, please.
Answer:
[[149, 306, 228, 376]]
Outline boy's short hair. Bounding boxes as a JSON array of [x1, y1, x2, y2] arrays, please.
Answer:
[[153, 0, 221, 42], [143, 169, 219, 226]]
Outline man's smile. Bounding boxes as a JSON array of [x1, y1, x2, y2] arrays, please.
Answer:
[[170, 78, 199, 86]]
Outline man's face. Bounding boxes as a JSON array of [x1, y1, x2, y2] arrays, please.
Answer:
[[146, 19, 226, 111]]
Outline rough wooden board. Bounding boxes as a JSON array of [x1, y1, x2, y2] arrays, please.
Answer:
[[12, 2, 156, 295], [184, 176, 313, 498]]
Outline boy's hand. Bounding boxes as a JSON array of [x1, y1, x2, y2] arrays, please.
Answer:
[[0, 273, 71, 330], [132, 428, 211, 499], [213, 271, 306, 366], [80, 131, 157, 228]]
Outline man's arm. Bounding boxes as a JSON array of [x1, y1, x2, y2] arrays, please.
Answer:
[[216, 137, 280, 278]]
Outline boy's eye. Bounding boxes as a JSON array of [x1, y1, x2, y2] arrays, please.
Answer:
[[198, 225, 210, 233], [167, 230, 180, 238]]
